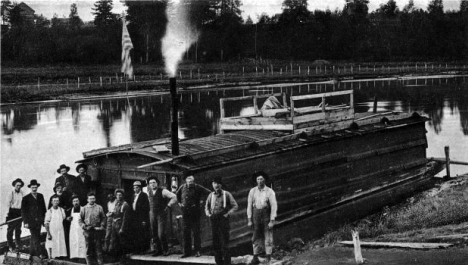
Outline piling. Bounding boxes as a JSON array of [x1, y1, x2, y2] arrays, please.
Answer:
[[445, 146, 450, 179], [352, 231, 364, 264]]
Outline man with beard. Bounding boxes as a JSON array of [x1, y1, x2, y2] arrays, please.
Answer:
[[55, 164, 76, 195], [130, 181, 150, 253], [75, 164, 92, 206], [21, 179, 47, 259], [67, 196, 86, 260], [176, 175, 211, 258]]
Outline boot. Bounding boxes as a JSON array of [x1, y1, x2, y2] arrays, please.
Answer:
[[249, 255, 260, 265], [97, 255, 104, 265]]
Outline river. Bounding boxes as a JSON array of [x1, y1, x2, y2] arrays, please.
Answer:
[[1, 77, 467, 241]]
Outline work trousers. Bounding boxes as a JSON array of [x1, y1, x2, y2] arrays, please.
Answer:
[[104, 216, 113, 251], [6, 209, 22, 249], [28, 226, 44, 257], [83, 230, 103, 265], [211, 216, 231, 265], [182, 207, 201, 255], [252, 208, 273, 255], [150, 211, 168, 253]]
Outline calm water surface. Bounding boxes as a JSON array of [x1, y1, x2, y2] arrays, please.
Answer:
[[1, 77, 468, 240]]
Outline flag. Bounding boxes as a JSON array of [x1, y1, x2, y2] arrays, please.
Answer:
[[121, 18, 134, 80]]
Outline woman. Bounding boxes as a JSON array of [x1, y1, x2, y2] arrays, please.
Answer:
[[45, 195, 67, 259], [68, 195, 86, 259]]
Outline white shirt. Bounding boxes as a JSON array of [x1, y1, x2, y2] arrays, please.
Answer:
[[107, 200, 116, 213], [7, 189, 24, 209], [133, 192, 141, 210]]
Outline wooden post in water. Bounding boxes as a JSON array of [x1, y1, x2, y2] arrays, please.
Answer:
[[445, 146, 450, 179], [352, 231, 364, 264], [78, 77, 80, 88], [100, 77, 102, 87], [373, 95, 378, 113], [37, 78, 40, 90]]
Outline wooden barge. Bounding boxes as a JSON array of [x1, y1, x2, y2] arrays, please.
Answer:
[[72, 89, 439, 250]]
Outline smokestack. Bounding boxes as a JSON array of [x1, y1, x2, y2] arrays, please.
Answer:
[[170, 77, 179, 156]]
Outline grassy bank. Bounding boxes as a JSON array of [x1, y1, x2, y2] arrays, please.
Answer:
[[316, 175, 468, 246]]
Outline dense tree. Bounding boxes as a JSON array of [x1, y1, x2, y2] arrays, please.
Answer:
[[92, 0, 117, 27], [69, 3, 83, 29], [2, 0, 468, 65], [1, 0, 13, 24]]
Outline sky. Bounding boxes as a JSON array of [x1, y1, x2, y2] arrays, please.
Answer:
[[24, 0, 462, 22]]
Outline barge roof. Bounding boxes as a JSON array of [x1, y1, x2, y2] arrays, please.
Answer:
[[80, 112, 429, 171]]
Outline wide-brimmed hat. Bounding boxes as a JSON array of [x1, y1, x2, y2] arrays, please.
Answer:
[[76, 164, 88, 173], [114, 189, 125, 196], [53, 182, 64, 192], [11, 178, 24, 187], [28, 179, 41, 188], [252, 171, 269, 183], [212, 176, 223, 185], [147, 176, 160, 185], [57, 164, 70, 173]]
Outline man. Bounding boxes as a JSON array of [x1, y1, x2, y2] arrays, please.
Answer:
[[75, 164, 92, 206], [44, 195, 67, 259], [176, 175, 211, 258], [147, 176, 177, 256], [130, 181, 150, 253], [247, 172, 278, 265], [205, 177, 238, 265], [67, 196, 86, 259], [103, 192, 116, 253], [110, 189, 131, 258], [5, 178, 24, 252], [21, 179, 47, 259], [78, 192, 106, 265], [48, 182, 72, 210], [55, 164, 76, 194]]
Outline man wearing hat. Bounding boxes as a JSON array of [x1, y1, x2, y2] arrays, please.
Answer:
[[176, 174, 211, 258], [247, 172, 277, 265], [5, 178, 25, 252], [130, 180, 150, 253], [205, 177, 238, 265], [21, 179, 47, 259], [48, 181, 72, 256], [147, 176, 177, 256], [75, 164, 92, 206], [109, 189, 131, 259], [55, 164, 76, 195]]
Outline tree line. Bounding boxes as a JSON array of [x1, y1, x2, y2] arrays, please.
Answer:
[[2, 0, 468, 66]]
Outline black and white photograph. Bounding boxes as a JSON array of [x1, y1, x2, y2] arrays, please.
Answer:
[[1, 0, 468, 264]]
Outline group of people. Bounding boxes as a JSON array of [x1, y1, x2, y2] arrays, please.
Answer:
[[5, 163, 277, 265]]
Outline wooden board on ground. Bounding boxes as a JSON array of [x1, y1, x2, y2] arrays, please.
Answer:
[[130, 254, 216, 264], [338, 241, 453, 249]]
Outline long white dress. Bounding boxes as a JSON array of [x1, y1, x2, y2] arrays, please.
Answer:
[[45, 207, 67, 258], [69, 209, 86, 258]]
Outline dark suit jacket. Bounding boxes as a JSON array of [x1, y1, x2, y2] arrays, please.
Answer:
[[21, 193, 47, 229], [131, 192, 149, 225], [74, 174, 92, 205], [55, 173, 76, 194]]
